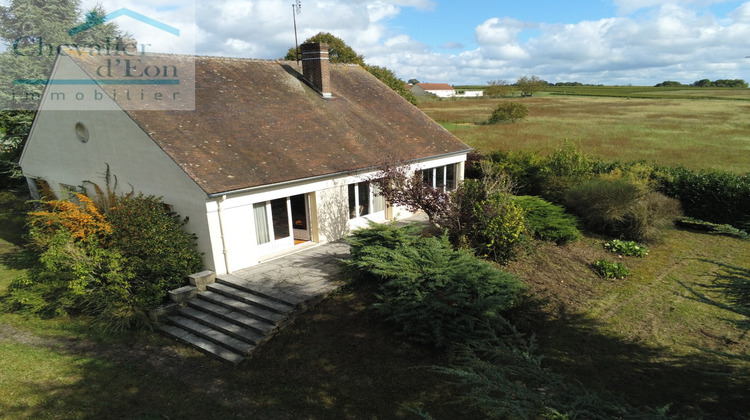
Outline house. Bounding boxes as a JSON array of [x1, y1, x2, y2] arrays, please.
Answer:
[[410, 83, 456, 98], [20, 43, 471, 275]]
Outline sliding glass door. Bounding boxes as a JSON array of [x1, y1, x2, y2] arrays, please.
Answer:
[[253, 194, 311, 256]]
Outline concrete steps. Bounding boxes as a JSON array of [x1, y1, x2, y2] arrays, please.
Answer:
[[158, 274, 301, 365]]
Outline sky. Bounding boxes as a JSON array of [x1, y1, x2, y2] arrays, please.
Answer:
[[71, 0, 750, 85]]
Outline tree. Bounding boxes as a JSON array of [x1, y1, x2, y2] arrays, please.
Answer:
[[515, 75, 546, 97], [368, 159, 450, 225], [363, 64, 417, 105], [407, 78, 419, 85], [487, 102, 529, 124], [654, 80, 683, 87], [285, 32, 364, 65], [0, 0, 126, 184], [692, 79, 712, 87], [484, 80, 515, 97], [285, 32, 416, 105]]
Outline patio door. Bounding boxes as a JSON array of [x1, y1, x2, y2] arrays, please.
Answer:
[[253, 194, 312, 256], [253, 198, 293, 253], [290, 194, 311, 242]]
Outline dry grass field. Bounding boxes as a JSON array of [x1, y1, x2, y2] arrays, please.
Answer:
[[419, 95, 750, 173]]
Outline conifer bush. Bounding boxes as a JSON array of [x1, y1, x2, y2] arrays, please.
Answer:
[[514, 195, 581, 244], [344, 224, 525, 349]]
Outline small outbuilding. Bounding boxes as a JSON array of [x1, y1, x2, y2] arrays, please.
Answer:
[[410, 82, 457, 98]]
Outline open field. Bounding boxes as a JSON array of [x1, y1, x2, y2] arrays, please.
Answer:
[[1, 191, 749, 418], [544, 86, 750, 100], [419, 94, 750, 173]]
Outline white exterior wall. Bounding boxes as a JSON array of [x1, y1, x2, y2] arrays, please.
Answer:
[[410, 85, 456, 98], [20, 55, 215, 272], [204, 153, 467, 274], [427, 89, 456, 98], [456, 91, 484, 97]]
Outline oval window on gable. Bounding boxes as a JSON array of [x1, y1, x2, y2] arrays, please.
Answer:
[[75, 122, 89, 143]]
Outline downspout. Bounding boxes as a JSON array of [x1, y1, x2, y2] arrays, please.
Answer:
[[217, 195, 230, 274]]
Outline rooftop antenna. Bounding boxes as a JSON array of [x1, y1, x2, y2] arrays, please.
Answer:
[[293, 1, 301, 64]]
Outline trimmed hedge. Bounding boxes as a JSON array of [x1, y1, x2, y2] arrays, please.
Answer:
[[655, 166, 750, 228]]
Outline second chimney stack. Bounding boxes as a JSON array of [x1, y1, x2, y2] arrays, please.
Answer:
[[300, 42, 332, 98]]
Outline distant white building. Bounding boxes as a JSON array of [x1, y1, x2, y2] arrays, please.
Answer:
[[410, 83, 456, 98], [455, 90, 484, 98]]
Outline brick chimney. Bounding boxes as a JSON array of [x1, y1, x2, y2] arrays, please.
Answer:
[[300, 42, 332, 98]]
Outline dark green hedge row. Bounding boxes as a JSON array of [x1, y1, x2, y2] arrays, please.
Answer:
[[653, 166, 750, 228]]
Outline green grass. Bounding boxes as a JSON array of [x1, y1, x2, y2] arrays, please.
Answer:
[[508, 229, 750, 417], [0, 207, 749, 417], [544, 85, 750, 100], [2, 153, 749, 418], [0, 193, 460, 418], [420, 94, 750, 173]]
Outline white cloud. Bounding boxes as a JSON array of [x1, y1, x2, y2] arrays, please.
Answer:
[[474, 17, 533, 60], [614, 0, 736, 15], [76, 1, 750, 85]]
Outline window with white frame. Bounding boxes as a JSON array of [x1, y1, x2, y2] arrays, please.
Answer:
[[421, 163, 457, 192], [253, 198, 291, 245], [348, 182, 385, 219]]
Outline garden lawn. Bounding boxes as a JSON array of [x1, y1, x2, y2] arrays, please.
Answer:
[[1, 190, 749, 418], [507, 228, 750, 418]]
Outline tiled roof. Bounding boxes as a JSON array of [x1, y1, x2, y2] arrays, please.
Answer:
[[66, 53, 470, 195]]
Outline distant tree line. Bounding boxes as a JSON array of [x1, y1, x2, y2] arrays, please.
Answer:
[[484, 76, 549, 97], [655, 79, 748, 88]]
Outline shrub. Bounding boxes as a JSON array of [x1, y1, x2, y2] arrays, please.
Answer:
[[676, 217, 749, 240], [489, 149, 546, 196], [7, 191, 202, 331], [489, 142, 594, 203], [106, 193, 203, 309], [539, 141, 595, 203], [343, 224, 525, 349], [564, 177, 682, 242], [654, 166, 750, 228], [8, 195, 135, 324], [434, 334, 671, 419], [604, 239, 648, 257], [514, 195, 581, 244], [593, 260, 630, 279], [441, 178, 526, 263], [487, 102, 529, 124]]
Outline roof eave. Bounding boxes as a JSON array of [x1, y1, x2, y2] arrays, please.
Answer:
[[205, 148, 472, 199]]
